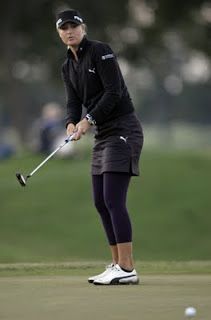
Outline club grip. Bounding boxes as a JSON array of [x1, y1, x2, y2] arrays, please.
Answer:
[[65, 133, 76, 143]]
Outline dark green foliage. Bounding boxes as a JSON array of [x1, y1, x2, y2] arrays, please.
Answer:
[[0, 0, 210, 132]]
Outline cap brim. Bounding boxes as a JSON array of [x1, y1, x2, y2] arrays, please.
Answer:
[[57, 19, 81, 28]]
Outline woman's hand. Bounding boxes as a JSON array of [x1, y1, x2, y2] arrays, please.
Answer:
[[66, 123, 76, 137], [74, 118, 91, 140]]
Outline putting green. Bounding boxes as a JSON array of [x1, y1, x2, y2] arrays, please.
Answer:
[[0, 274, 210, 320]]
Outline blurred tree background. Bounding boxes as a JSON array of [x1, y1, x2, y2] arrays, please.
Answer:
[[0, 0, 210, 141]]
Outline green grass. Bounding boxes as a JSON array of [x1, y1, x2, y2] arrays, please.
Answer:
[[0, 261, 211, 277], [0, 273, 210, 320], [0, 149, 211, 262]]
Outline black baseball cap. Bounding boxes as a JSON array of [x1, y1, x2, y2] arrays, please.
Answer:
[[56, 9, 84, 28]]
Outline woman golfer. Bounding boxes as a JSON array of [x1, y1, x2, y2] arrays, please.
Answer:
[[56, 9, 144, 285]]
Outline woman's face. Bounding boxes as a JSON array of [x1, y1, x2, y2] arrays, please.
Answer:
[[58, 23, 85, 48]]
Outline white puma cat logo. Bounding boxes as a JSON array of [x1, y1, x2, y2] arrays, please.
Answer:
[[120, 136, 128, 143], [88, 68, 96, 74]]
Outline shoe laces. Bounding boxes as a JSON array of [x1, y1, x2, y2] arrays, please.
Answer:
[[114, 264, 121, 272], [106, 263, 115, 270]]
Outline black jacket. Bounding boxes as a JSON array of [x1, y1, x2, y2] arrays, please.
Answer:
[[62, 37, 134, 127]]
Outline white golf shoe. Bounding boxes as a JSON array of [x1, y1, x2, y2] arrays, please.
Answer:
[[88, 263, 115, 283], [93, 264, 139, 285]]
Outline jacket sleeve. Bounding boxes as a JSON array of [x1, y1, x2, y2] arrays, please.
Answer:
[[88, 43, 122, 125], [62, 64, 82, 127]]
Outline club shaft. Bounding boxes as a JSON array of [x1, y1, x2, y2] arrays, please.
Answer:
[[29, 134, 75, 177]]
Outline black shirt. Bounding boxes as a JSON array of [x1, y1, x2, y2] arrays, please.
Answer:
[[62, 37, 134, 127]]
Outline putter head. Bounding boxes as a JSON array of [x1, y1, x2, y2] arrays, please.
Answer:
[[16, 173, 27, 187]]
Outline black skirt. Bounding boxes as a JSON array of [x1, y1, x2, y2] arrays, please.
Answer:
[[91, 112, 144, 176]]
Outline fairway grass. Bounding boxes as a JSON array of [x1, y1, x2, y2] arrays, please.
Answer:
[[1, 150, 211, 263], [0, 273, 210, 320]]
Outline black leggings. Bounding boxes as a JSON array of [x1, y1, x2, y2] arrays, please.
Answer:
[[92, 172, 132, 245]]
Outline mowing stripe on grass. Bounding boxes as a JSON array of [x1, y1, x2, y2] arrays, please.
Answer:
[[0, 261, 211, 276]]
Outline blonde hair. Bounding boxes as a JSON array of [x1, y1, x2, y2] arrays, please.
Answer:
[[56, 23, 87, 37], [82, 23, 87, 35]]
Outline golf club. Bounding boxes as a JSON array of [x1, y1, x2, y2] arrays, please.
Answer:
[[16, 133, 76, 187]]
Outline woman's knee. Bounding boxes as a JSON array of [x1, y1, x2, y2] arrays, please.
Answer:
[[94, 197, 108, 216], [104, 194, 119, 213]]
